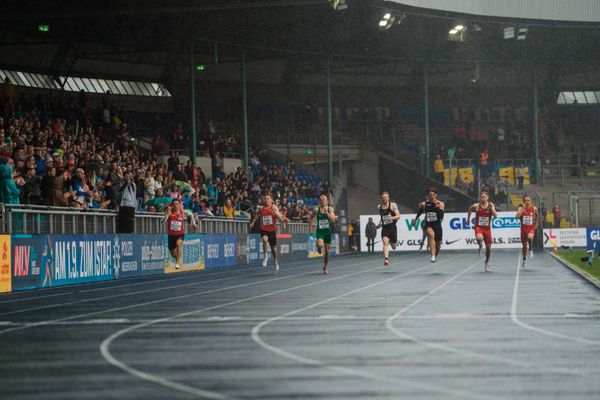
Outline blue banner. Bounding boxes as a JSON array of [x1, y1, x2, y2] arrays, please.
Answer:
[[40, 234, 114, 288], [276, 234, 292, 263], [586, 227, 600, 251], [246, 234, 261, 265], [204, 234, 237, 268], [236, 234, 248, 266], [11, 235, 43, 291], [114, 235, 165, 278], [291, 234, 309, 261]]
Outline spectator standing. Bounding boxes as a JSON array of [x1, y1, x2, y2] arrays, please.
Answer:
[[552, 203, 561, 228], [540, 203, 548, 228], [117, 170, 136, 233], [517, 165, 525, 190], [365, 217, 377, 253], [480, 149, 489, 177], [433, 154, 444, 184], [447, 146, 455, 171]]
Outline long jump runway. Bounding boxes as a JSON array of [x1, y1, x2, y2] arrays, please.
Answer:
[[1, 250, 600, 399]]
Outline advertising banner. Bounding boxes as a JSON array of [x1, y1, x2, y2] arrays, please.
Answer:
[[0, 235, 11, 293], [276, 233, 292, 263], [165, 234, 204, 273], [11, 235, 43, 291], [331, 233, 340, 256], [308, 233, 323, 258], [291, 234, 309, 261], [586, 227, 600, 252], [40, 234, 114, 288], [114, 235, 165, 278], [246, 234, 261, 265], [236, 234, 248, 266], [360, 211, 523, 252], [204, 234, 237, 269], [543, 228, 587, 249]]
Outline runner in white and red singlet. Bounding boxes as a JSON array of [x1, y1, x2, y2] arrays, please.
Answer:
[[163, 198, 197, 269], [466, 191, 498, 271], [250, 194, 289, 272], [516, 194, 539, 269]]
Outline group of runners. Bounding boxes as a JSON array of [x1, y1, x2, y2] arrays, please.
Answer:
[[377, 188, 539, 270], [162, 187, 539, 273]]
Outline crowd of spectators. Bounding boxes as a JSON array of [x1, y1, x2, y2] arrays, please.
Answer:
[[0, 89, 327, 223]]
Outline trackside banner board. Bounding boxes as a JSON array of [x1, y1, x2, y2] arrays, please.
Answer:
[[360, 212, 524, 252], [542, 229, 587, 249]]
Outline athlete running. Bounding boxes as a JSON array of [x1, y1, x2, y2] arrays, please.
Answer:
[[309, 194, 337, 274], [516, 194, 539, 269], [466, 191, 498, 271], [163, 198, 197, 269], [413, 188, 445, 263], [376, 191, 400, 267], [250, 194, 289, 272]]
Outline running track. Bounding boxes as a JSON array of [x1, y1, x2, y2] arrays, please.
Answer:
[[1, 250, 600, 399]]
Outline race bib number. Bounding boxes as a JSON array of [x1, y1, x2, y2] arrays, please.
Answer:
[[319, 219, 330, 229], [522, 215, 533, 226], [382, 215, 393, 225], [478, 216, 490, 227], [262, 215, 273, 226], [426, 212, 437, 222], [170, 220, 182, 231]]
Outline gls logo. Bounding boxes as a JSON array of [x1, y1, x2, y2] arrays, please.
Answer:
[[591, 230, 600, 241], [449, 217, 521, 230]]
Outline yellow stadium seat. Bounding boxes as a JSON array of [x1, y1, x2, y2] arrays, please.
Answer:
[[510, 195, 522, 208], [546, 214, 554, 225]]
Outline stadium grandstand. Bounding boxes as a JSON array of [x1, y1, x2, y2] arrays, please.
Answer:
[[1, 1, 600, 399]]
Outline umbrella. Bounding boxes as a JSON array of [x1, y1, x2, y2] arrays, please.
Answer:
[[145, 197, 173, 207], [174, 180, 195, 195]]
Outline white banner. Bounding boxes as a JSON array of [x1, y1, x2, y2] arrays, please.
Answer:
[[360, 211, 524, 252], [543, 228, 587, 248]]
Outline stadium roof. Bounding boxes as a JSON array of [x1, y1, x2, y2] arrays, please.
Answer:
[[0, 0, 599, 86]]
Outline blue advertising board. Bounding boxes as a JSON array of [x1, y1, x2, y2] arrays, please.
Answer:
[[586, 227, 600, 251], [40, 234, 114, 288], [11, 235, 43, 291], [246, 234, 261, 265], [113, 234, 165, 278], [204, 234, 237, 268], [236, 234, 248, 266], [276, 233, 292, 263], [291, 234, 309, 261]]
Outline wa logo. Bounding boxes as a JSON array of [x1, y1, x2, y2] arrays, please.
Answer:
[[405, 218, 423, 231]]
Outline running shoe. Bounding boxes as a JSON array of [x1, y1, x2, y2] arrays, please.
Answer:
[[275, 262, 280, 273], [175, 263, 182, 270], [430, 255, 436, 263], [529, 250, 534, 259], [323, 266, 328, 274], [384, 259, 389, 267], [522, 259, 527, 269], [262, 256, 268, 267], [478, 243, 483, 257], [485, 262, 490, 272]]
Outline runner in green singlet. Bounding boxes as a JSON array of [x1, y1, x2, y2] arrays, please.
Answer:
[[309, 194, 337, 274]]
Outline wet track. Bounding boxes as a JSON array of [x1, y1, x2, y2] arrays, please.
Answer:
[[1, 250, 600, 399]]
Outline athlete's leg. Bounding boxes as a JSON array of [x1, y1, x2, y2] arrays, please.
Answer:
[[435, 240, 442, 256], [261, 235, 270, 266], [317, 238, 323, 255], [476, 232, 484, 255], [324, 243, 331, 273], [485, 244, 492, 264], [426, 227, 435, 258], [527, 232, 535, 258], [382, 236, 390, 259], [176, 238, 183, 267]]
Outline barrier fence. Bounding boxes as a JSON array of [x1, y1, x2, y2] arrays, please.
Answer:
[[0, 231, 339, 293]]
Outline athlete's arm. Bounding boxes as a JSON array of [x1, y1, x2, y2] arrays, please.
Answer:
[[413, 203, 425, 227], [390, 203, 400, 221], [515, 205, 524, 218], [308, 207, 317, 234], [376, 205, 382, 229], [161, 206, 170, 224], [534, 207, 540, 226], [273, 205, 289, 222], [327, 207, 336, 223], [438, 201, 445, 210], [249, 208, 261, 228], [490, 202, 498, 219], [466, 203, 477, 227]]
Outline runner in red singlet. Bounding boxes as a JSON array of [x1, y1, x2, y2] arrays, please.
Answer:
[[250, 194, 289, 272], [163, 198, 197, 269], [516, 194, 539, 269], [466, 191, 497, 271]]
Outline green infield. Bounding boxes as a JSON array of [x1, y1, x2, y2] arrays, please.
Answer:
[[556, 249, 600, 283]]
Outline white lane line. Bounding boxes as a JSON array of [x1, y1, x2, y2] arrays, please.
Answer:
[[386, 252, 583, 376], [0, 257, 321, 305], [100, 255, 424, 399], [0, 254, 402, 337], [511, 251, 600, 346], [0, 257, 336, 317], [251, 255, 500, 400]]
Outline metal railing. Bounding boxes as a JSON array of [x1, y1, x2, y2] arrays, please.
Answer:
[[1, 204, 310, 235]]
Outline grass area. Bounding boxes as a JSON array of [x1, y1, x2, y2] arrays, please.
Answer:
[[556, 249, 600, 282]]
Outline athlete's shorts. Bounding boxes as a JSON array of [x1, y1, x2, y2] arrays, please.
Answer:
[[316, 230, 332, 244], [381, 225, 397, 245], [260, 230, 277, 247], [426, 224, 443, 242], [521, 229, 535, 244], [168, 235, 184, 252], [475, 227, 492, 246]]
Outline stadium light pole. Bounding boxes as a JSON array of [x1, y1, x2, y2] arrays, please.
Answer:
[[533, 66, 540, 183], [190, 41, 197, 164], [326, 59, 334, 193], [423, 62, 430, 178], [241, 49, 249, 176]]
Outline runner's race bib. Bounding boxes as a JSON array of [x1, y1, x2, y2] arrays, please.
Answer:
[[170, 220, 183, 231], [478, 216, 490, 227], [262, 215, 273, 226], [426, 212, 437, 222], [382, 214, 394, 225], [319, 219, 330, 229], [522, 215, 533, 226]]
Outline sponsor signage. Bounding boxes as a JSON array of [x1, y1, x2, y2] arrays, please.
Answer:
[[236, 234, 248, 266], [11, 235, 42, 291], [543, 228, 587, 249], [587, 227, 600, 252], [0, 235, 11, 293], [114, 235, 165, 278], [308, 233, 323, 258], [277, 233, 292, 263], [291, 234, 309, 261], [246, 234, 261, 265], [204, 234, 236, 268], [165, 234, 204, 273], [360, 212, 524, 252]]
